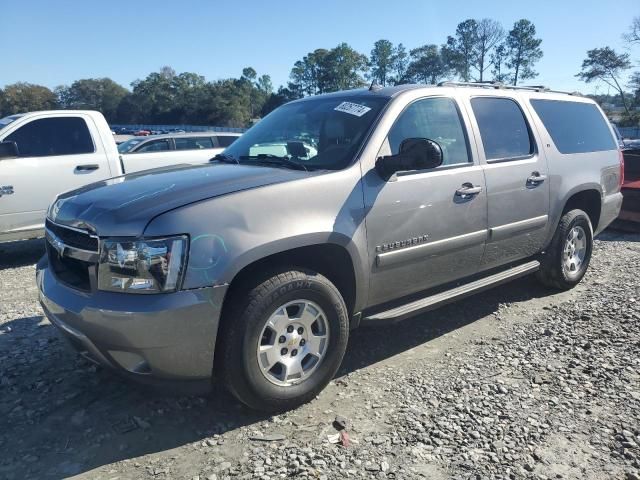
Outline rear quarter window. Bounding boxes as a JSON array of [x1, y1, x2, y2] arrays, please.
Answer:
[[530, 99, 616, 154], [216, 135, 238, 148]]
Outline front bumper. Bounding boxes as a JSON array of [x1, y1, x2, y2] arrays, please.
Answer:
[[37, 257, 228, 382]]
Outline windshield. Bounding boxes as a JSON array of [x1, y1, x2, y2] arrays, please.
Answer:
[[117, 138, 145, 153], [223, 95, 389, 170], [0, 114, 24, 132]]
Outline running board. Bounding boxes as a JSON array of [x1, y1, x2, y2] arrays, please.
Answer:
[[363, 260, 540, 324]]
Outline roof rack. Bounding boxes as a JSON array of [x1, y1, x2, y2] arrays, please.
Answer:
[[437, 81, 582, 96]]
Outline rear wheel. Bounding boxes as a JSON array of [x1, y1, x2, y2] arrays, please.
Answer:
[[536, 209, 593, 290], [218, 269, 349, 411]]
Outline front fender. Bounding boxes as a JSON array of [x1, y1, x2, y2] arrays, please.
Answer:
[[143, 167, 370, 308]]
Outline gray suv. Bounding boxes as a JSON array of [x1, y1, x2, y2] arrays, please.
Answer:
[[37, 83, 623, 411]]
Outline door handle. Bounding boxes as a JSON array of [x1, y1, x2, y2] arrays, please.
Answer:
[[75, 164, 100, 172], [0, 185, 14, 197], [527, 171, 547, 186], [455, 183, 483, 199]]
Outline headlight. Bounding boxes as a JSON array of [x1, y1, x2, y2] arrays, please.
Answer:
[[98, 235, 188, 293]]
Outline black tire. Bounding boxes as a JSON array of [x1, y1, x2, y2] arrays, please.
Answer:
[[536, 209, 593, 290], [217, 269, 349, 412]]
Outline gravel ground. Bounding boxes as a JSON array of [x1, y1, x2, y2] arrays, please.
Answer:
[[0, 232, 639, 480]]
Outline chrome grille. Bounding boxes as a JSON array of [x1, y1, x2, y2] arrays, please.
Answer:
[[45, 219, 98, 252]]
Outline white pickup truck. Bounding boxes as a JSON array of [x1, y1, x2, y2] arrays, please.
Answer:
[[0, 110, 240, 242]]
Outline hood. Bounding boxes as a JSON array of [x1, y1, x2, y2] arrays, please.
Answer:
[[50, 163, 312, 236]]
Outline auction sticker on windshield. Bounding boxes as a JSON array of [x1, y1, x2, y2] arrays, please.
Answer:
[[334, 102, 372, 117]]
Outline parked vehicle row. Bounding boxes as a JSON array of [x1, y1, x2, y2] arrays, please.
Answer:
[[0, 111, 240, 242], [36, 83, 623, 411]]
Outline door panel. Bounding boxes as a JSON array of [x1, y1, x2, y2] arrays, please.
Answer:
[[0, 116, 111, 238], [467, 95, 550, 268], [363, 96, 488, 306], [365, 166, 487, 304]]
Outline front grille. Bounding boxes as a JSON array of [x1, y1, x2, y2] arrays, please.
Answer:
[[45, 220, 98, 292], [48, 243, 93, 291], [45, 219, 98, 252]]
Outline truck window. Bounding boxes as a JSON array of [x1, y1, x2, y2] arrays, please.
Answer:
[[4, 117, 94, 157], [530, 99, 617, 154], [136, 139, 171, 153], [388, 97, 470, 166], [216, 135, 238, 147], [174, 137, 214, 150], [470, 97, 534, 161]]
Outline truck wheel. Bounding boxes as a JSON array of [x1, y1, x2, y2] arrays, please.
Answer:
[[536, 209, 593, 290], [218, 269, 349, 411]]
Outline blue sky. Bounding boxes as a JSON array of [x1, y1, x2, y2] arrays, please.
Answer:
[[3, 0, 639, 94]]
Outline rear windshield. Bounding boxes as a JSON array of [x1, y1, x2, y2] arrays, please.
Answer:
[[530, 99, 616, 154]]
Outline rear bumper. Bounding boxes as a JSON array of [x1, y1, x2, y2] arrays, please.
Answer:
[[596, 192, 623, 234], [37, 258, 227, 382]]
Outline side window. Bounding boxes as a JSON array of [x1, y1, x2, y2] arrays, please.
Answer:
[[136, 139, 171, 153], [388, 97, 470, 166], [5, 117, 94, 157], [216, 135, 238, 148], [530, 99, 617, 154], [175, 137, 214, 150], [470, 97, 534, 161]]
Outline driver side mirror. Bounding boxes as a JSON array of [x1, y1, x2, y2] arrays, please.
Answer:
[[0, 141, 18, 160], [376, 138, 443, 180]]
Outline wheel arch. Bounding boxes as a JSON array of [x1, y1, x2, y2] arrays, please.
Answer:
[[561, 187, 602, 232]]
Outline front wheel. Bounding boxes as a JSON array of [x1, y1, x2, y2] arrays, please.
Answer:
[[217, 269, 349, 411], [536, 209, 593, 290]]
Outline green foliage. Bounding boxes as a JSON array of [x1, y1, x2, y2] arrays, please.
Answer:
[[56, 78, 128, 122], [289, 44, 368, 95], [442, 19, 479, 82], [370, 39, 395, 86], [405, 45, 450, 84], [0, 82, 58, 115], [505, 19, 543, 85], [577, 47, 632, 114]]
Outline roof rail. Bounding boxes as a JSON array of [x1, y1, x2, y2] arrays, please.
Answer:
[[437, 81, 582, 96]]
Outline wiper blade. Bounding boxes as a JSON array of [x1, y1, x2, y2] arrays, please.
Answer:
[[210, 153, 240, 164], [239, 154, 308, 171]]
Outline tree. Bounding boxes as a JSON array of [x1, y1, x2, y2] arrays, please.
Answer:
[[289, 44, 368, 95], [0, 82, 58, 116], [577, 47, 632, 114], [290, 49, 330, 95], [490, 43, 510, 83], [474, 19, 504, 81], [442, 19, 479, 81], [505, 19, 543, 85], [391, 43, 410, 84], [405, 45, 450, 84], [370, 39, 395, 86], [257, 75, 273, 95], [630, 72, 640, 105], [56, 78, 128, 122], [323, 43, 369, 91], [623, 16, 640, 46]]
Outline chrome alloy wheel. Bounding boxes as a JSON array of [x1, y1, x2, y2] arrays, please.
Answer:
[[563, 226, 587, 277], [257, 300, 330, 387]]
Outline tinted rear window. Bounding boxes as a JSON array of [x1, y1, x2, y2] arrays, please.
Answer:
[[216, 135, 238, 147], [470, 97, 533, 161], [530, 99, 616, 154], [175, 136, 214, 150]]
